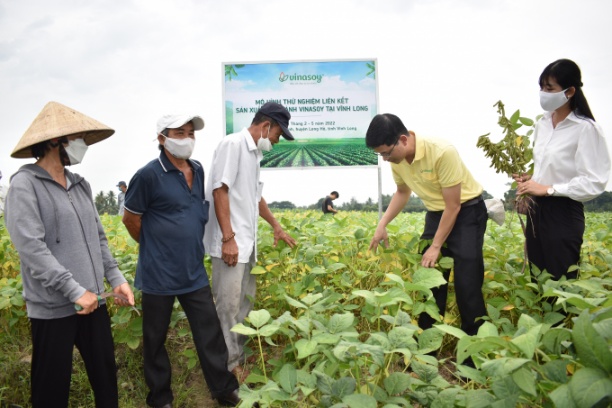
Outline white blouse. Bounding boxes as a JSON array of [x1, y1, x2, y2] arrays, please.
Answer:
[[532, 111, 610, 202]]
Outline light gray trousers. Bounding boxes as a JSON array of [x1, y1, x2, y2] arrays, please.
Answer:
[[211, 253, 256, 371]]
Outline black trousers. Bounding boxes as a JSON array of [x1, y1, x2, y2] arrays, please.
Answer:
[[526, 196, 584, 280], [30, 305, 118, 408], [142, 285, 238, 407], [418, 201, 488, 335]]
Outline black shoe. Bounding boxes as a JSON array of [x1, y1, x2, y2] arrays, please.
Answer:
[[216, 389, 240, 407]]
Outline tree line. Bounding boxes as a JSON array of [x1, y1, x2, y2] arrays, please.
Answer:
[[269, 190, 612, 212], [93, 188, 612, 215]]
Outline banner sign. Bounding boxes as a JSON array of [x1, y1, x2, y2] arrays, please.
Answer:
[[223, 59, 378, 168]]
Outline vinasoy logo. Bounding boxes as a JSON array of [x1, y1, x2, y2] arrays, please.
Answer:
[[279, 71, 324, 84]]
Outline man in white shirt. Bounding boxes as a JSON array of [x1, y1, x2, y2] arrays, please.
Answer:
[[204, 102, 297, 380]]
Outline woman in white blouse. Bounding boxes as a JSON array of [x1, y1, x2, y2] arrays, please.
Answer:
[[515, 59, 610, 280]]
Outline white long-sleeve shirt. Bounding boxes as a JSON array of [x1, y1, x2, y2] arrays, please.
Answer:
[[532, 111, 610, 202]]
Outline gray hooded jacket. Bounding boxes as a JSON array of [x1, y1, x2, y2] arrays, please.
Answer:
[[5, 164, 127, 319]]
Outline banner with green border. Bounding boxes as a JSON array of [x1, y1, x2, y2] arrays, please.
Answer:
[[223, 59, 378, 168]]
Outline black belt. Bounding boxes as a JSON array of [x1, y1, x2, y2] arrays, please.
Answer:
[[461, 195, 484, 208]]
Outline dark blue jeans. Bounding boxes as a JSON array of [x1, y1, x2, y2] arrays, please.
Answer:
[[142, 285, 238, 407], [418, 201, 488, 335]]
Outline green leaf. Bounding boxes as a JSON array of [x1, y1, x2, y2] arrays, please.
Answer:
[[511, 325, 542, 358], [248, 309, 271, 328], [383, 372, 412, 395], [511, 367, 537, 396], [250, 265, 267, 275], [331, 377, 356, 399], [549, 384, 575, 408], [328, 312, 355, 334], [568, 368, 612, 408], [438, 256, 454, 269], [418, 328, 444, 352], [259, 323, 279, 337], [434, 324, 467, 339], [572, 310, 612, 374], [284, 294, 307, 309], [412, 268, 447, 289], [476, 321, 498, 337], [231, 323, 257, 336], [342, 393, 378, 408], [278, 363, 297, 393], [385, 273, 405, 286], [295, 339, 318, 359]]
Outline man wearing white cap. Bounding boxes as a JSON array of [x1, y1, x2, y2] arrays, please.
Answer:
[[122, 115, 240, 407], [4, 101, 135, 407]]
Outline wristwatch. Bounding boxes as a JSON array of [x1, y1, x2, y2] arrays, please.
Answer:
[[546, 187, 555, 196]]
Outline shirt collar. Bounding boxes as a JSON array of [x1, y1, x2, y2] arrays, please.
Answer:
[[412, 134, 425, 163], [542, 110, 586, 126], [242, 127, 258, 152], [157, 150, 200, 173]]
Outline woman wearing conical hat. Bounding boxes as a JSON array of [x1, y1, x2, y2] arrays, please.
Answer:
[[4, 102, 135, 408]]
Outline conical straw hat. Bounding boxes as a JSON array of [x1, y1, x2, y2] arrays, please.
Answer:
[[11, 101, 115, 158]]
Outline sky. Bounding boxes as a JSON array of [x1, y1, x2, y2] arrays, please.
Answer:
[[1, 0, 611, 208]]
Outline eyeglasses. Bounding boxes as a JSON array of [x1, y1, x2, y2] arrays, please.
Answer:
[[375, 140, 399, 157]]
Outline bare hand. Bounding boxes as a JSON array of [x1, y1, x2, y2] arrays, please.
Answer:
[[517, 179, 547, 197], [369, 226, 388, 251], [421, 246, 441, 268], [75, 290, 98, 315], [222, 238, 239, 267], [512, 173, 532, 183], [113, 282, 135, 307], [274, 228, 296, 248]]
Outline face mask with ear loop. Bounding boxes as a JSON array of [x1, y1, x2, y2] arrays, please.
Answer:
[[61, 138, 89, 165], [257, 125, 272, 152], [161, 134, 195, 159], [539, 88, 570, 112]]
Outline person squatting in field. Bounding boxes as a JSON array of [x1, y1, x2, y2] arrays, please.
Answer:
[[366, 113, 488, 338], [5, 101, 135, 408], [515, 59, 610, 281], [122, 114, 241, 407], [204, 102, 297, 381]]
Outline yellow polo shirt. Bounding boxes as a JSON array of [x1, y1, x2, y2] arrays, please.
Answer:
[[391, 135, 483, 211]]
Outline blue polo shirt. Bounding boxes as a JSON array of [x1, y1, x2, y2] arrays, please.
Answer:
[[124, 151, 210, 295]]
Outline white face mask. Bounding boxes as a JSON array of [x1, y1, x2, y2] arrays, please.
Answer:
[[162, 135, 195, 159], [64, 138, 88, 165], [257, 126, 272, 152], [539, 89, 569, 112]]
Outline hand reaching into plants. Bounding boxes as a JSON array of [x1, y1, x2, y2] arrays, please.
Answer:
[[273, 226, 296, 248], [369, 225, 389, 251]]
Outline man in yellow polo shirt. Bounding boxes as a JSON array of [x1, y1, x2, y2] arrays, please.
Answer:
[[366, 113, 487, 337]]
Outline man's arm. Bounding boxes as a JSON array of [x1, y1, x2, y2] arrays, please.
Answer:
[[420, 183, 462, 268], [212, 184, 239, 266], [326, 203, 337, 213], [369, 184, 411, 251], [259, 197, 296, 248], [122, 210, 142, 243]]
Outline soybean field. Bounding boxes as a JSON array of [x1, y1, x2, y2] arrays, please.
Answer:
[[261, 138, 377, 168]]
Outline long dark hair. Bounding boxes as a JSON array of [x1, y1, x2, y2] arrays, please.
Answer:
[[539, 59, 595, 121]]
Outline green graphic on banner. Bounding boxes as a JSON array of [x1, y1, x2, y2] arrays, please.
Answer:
[[223, 59, 378, 168]]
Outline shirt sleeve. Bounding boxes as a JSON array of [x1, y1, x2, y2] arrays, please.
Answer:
[[5, 174, 85, 302], [436, 146, 463, 188], [123, 169, 151, 215], [556, 122, 611, 202], [210, 139, 240, 191]]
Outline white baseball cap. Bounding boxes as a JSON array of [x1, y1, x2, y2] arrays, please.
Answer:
[[156, 114, 204, 134]]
